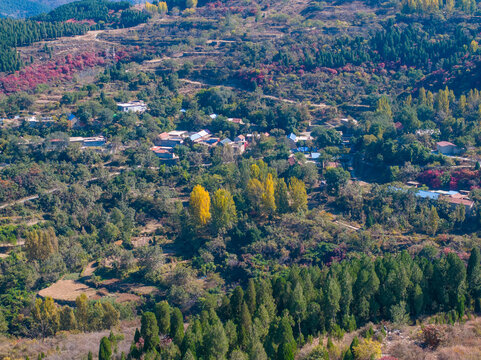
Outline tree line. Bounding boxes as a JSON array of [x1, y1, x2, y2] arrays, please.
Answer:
[[185, 160, 308, 233], [120, 247, 481, 360], [0, 18, 87, 72], [33, 0, 150, 29], [30, 294, 121, 338]]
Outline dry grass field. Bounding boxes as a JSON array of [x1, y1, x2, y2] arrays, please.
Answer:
[[0, 320, 139, 360]]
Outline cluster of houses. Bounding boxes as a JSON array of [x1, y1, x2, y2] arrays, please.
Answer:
[[0, 99, 148, 129], [150, 129, 249, 162], [402, 182, 474, 215], [286, 132, 322, 163]]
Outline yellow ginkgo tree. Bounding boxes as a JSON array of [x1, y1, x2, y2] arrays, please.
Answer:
[[189, 185, 211, 227]]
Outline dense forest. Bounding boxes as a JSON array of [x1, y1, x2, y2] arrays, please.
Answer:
[[33, 0, 150, 28], [0, 0, 48, 19], [0, 19, 87, 72], [0, 0, 150, 73], [126, 248, 481, 360]]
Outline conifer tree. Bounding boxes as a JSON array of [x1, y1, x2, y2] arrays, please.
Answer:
[[205, 317, 228, 359], [467, 248, 481, 307], [325, 276, 341, 330], [154, 301, 171, 335], [141, 312, 159, 352], [170, 308, 184, 344], [427, 206, 440, 236], [231, 286, 245, 323], [419, 87, 427, 105], [245, 278, 257, 315], [99, 337, 112, 360], [239, 302, 252, 350]]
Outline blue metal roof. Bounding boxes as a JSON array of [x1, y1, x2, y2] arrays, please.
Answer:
[[220, 138, 232, 145], [311, 152, 321, 159], [288, 133, 297, 141], [68, 114, 76, 121], [416, 190, 439, 200]]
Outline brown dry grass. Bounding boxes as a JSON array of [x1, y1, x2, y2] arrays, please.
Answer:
[[38, 280, 99, 302], [384, 317, 481, 360], [299, 317, 481, 360], [0, 320, 139, 360]]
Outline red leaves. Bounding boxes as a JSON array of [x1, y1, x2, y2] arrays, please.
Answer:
[[418, 169, 444, 189], [418, 168, 481, 190], [0, 52, 106, 93]]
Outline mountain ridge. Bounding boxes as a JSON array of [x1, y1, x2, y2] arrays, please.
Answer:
[[0, 0, 125, 19]]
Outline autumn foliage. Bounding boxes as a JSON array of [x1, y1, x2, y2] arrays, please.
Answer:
[[189, 185, 211, 227], [0, 52, 106, 93], [418, 168, 481, 190]]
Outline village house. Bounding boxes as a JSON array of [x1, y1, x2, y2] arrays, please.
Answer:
[[155, 131, 187, 148], [287, 133, 298, 149], [69, 136, 106, 148], [234, 135, 246, 143], [150, 146, 178, 161], [227, 118, 245, 125], [394, 187, 475, 216], [189, 130, 213, 144], [219, 136, 246, 155], [440, 194, 474, 215], [117, 100, 147, 113], [67, 113, 85, 129], [436, 141, 460, 155], [220, 138, 233, 146]]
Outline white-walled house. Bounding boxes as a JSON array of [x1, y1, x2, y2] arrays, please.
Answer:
[[117, 101, 147, 113]]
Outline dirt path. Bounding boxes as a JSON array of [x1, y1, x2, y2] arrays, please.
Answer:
[[335, 220, 360, 231], [82, 261, 97, 277]]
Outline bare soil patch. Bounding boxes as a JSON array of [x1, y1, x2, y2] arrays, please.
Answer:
[[38, 279, 99, 302]]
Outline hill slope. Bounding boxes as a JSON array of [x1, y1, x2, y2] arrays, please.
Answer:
[[0, 0, 49, 18], [0, 0, 81, 18]]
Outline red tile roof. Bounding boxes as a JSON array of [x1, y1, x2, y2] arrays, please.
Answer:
[[437, 141, 456, 147]]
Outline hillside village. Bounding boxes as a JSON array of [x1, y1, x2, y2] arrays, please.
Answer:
[[1, 0, 481, 359]]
